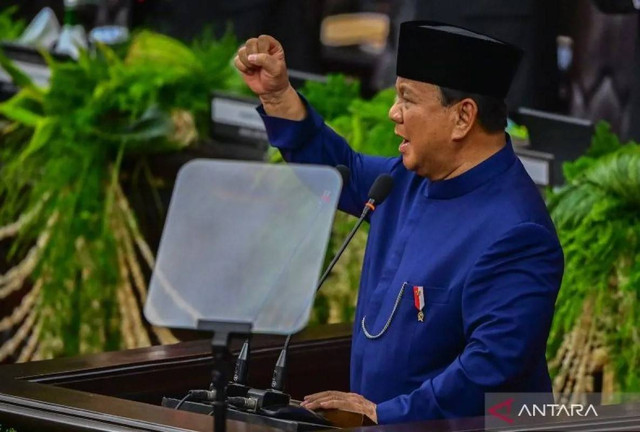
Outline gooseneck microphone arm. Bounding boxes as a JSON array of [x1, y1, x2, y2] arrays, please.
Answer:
[[272, 172, 394, 392], [277, 201, 367, 374], [316, 172, 394, 294]]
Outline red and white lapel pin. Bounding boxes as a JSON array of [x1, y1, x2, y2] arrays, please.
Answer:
[[413, 286, 425, 322]]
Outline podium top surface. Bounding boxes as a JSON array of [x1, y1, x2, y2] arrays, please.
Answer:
[[144, 160, 342, 335]]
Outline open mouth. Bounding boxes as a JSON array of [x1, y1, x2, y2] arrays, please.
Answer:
[[395, 130, 410, 153], [399, 139, 410, 153]]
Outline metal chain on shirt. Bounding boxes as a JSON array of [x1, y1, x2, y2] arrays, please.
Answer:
[[361, 282, 406, 339]]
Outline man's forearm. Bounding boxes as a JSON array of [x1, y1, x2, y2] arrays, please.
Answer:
[[259, 85, 307, 121]]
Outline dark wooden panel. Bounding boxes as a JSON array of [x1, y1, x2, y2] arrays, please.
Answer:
[[0, 323, 351, 431], [42, 328, 350, 403], [2, 321, 640, 432]]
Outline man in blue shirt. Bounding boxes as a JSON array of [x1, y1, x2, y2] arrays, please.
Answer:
[[234, 21, 564, 424]]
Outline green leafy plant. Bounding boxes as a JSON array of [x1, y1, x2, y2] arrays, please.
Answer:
[[300, 74, 360, 120], [299, 75, 397, 156], [0, 6, 26, 41], [547, 122, 640, 396], [0, 30, 242, 361]]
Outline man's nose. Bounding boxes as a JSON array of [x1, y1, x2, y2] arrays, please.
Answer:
[[388, 102, 402, 123]]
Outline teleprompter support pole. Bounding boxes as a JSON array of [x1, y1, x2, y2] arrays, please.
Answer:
[[198, 320, 252, 432]]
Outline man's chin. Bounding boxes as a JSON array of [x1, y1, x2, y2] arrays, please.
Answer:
[[401, 156, 416, 172], [402, 157, 430, 178]]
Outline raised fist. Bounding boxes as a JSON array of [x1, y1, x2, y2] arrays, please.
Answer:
[[235, 35, 290, 98]]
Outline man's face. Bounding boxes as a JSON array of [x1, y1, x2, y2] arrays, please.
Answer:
[[389, 78, 457, 179]]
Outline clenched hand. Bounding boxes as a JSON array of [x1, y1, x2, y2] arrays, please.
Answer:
[[234, 34, 305, 120], [234, 35, 289, 98]]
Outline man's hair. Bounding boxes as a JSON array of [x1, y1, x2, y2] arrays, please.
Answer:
[[438, 87, 507, 133]]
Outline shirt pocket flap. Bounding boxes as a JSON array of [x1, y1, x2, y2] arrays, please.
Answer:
[[425, 287, 451, 305]]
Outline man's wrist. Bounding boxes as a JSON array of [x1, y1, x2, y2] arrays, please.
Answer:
[[259, 85, 306, 120], [259, 85, 293, 107]]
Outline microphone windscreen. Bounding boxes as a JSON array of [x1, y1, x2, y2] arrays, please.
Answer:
[[336, 165, 350, 187], [368, 174, 394, 204]]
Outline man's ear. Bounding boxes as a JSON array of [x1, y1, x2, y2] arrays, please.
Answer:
[[451, 98, 478, 140]]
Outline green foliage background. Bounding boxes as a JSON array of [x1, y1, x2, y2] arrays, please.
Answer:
[[547, 123, 640, 392], [1, 26, 638, 393], [0, 30, 245, 358], [0, 7, 26, 41]]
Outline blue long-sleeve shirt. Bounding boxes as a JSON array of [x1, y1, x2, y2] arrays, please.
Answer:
[[258, 98, 564, 424]]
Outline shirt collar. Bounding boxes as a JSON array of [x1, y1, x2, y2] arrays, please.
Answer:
[[423, 134, 517, 199]]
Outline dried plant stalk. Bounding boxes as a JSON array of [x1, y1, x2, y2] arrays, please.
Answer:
[[17, 316, 42, 363], [0, 308, 38, 362], [0, 279, 41, 332]]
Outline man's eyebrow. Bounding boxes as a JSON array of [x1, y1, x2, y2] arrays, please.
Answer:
[[397, 84, 417, 98], [396, 84, 408, 94]]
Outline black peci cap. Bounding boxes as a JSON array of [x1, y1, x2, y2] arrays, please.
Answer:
[[396, 21, 523, 99]]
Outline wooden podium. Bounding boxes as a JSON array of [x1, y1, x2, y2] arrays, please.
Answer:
[[0, 324, 352, 432], [1, 323, 639, 432]]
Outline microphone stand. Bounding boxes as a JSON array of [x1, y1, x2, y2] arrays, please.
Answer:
[[197, 320, 252, 432]]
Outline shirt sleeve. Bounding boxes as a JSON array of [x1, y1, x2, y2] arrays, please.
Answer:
[[375, 222, 564, 424], [257, 94, 398, 217]]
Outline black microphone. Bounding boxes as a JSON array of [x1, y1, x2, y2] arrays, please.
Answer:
[[366, 174, 394, 208], [271, 172, 393, 392], [232, 339, 250, 386]]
